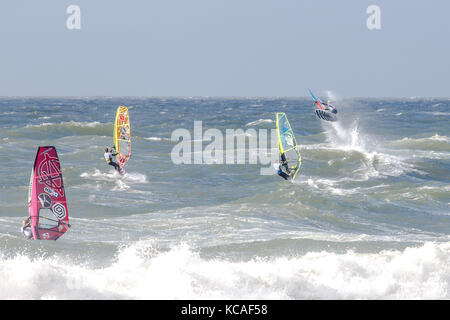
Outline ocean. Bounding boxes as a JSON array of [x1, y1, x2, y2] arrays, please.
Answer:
[[0, 96, 449, 299]]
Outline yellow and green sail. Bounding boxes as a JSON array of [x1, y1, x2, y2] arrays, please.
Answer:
[[275, 112, 302, 180]]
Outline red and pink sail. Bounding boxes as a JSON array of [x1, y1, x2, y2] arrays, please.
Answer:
[[28, 146, 70, 240]]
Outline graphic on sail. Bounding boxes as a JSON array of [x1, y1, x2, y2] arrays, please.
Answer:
[[308, 88, 323, 110], [28, 146, 70, 240], [275, 113, 302, 180], [114, 106, 131, 169]]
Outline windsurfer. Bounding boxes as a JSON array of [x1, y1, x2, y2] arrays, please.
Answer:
[[274, 159, 290, 180], [104, 147, 122, 173], [322, 100, 337, 114], [21, 217, 32, 239]]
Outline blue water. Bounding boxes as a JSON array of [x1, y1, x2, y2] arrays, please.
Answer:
[[0, 96, 449, 299]]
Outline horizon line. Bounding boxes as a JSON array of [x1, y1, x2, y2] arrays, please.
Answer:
[[0, 95, 449, 100]]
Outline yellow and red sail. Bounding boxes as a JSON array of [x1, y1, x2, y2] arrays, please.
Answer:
[[113, 106, 131, 169]]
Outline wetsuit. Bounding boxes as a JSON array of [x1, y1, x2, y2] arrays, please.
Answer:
[[273, 162, 290, 180], [280, 153, 290, 172], [322, 103, 338, 114], [104, 150, 121, 172]]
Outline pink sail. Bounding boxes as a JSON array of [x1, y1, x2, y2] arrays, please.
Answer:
[[28, 146, 70, 240]]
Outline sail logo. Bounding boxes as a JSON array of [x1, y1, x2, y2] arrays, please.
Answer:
[[38, 193, 53, 208], [44, 187, 59, 198], [38, 154, 63, 196], [52, 203, 67, 220]]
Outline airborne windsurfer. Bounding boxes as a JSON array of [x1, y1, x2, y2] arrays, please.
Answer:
[[322, 100, 338, 114], [104, 147, 122, 174], [21, 217, 32, 239], [308, 89, 338, 121]]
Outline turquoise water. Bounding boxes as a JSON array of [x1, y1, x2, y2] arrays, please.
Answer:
[[0, 96, 449, 299]]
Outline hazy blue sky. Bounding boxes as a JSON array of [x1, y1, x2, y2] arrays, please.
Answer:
[[0, 0, 448, 97]]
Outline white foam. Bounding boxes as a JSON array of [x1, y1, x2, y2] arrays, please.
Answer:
[[80, 168, 117, 180], [430, 134, 449, 142], [144, 137, 171, 142], [305, 178, 357, 196], [25, 122, 52, 128], [1, 241, 450, 299], [145, 137, 163, 141], [122, 172, 148, 184], [246, 119, 273, 126], [70, 121, 103, 127], [24, 121, 106, 129], [321, 120, 421, 178], [397, 134, 449, 143], [324, 121, 366, 153], [80, 169, 148, 184], [112, 180, 130, 191]]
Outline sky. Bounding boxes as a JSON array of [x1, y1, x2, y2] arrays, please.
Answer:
[[0, 0, 448, 97]]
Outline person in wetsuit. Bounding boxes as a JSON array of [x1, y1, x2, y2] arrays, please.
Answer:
[[21, 217, 32, 239], [273, 154, 291, 180], [104, 147, 122, 173], [322, 100, 338, 114]]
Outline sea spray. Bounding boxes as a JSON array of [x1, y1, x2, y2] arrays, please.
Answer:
[[1, 241, 450, 299]]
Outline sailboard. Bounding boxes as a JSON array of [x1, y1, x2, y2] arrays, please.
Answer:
[[28, 146, 70, 240], [275, 112, 302, 181], [308, 88, 338, 122], [113, 106, 131, 170]]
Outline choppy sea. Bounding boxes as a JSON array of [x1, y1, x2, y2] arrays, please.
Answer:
[[0, 96, 449, 299]]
